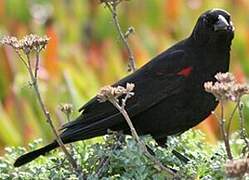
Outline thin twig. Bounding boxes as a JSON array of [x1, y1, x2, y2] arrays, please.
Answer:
[[105, 2, 136, 72], [34, 51, 40, 78], [25, 53, 80, 174], [219, 101, 233, 160], [108, 97, 176, 177]]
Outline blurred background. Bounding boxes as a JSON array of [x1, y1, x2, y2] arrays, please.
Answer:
[[0, 0, 249, 153]]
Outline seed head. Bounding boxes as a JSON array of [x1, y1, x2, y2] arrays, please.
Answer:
[[204, 72, 249, 101], [60, 103, 73, 115], [1, 34, 49, 54], [97, 83, 135, 102]]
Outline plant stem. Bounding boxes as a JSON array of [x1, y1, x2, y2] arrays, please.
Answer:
[[24, 53, 80, 174], [219, 101, 233, 160], [34, 51, 40, 78], [105, 2, 136, 72]]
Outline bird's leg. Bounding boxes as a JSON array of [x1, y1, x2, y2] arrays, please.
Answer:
[[155, 137, 190, 164]]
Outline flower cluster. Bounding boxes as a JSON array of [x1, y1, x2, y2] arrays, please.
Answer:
[[225, 158, 249, 177], [204, 72, 249, 101], [1, 34, 49, 54], [97, 83, 135, 102]]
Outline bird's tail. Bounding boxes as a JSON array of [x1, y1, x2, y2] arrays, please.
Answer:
[[14, 141, 59, 167], [14, 115, 111, 167]]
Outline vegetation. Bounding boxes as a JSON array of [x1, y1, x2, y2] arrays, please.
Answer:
[[0, 130, 237, 179], [1, 0, 249, 178]]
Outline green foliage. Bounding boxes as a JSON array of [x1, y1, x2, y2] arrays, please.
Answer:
[[0, 130, 240, 179], [1, 0, 249, 178], [0, 0, 249, 149]]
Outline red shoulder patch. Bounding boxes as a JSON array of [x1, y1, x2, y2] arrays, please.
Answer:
[[177, 66, 193, 77]]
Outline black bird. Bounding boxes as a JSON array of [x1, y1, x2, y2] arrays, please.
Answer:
[[14, 9, 234, 167]]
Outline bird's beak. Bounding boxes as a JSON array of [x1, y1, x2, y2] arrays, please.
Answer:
[[214, 15, 233, 31]]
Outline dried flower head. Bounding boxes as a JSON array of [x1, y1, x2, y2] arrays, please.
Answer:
[[215, 72, 235, 83], [20, 34, 49, 53], [97, 83, 135, 102], [204, 72, 249, 101], [0, 36, 20, 49], [225, 159, 249, 177], [60, 103, 73, 115], [1, 34, 49, 54]]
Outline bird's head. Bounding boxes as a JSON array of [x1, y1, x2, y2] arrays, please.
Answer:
[[191, 9, 234, 46]]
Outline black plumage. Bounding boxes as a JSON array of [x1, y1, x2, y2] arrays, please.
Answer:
[[14, 9, 234, 167]]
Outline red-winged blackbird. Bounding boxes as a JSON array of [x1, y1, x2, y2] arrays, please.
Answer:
[[14, 9, 234, 167]]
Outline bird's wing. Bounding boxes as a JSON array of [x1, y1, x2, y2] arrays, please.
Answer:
[[61, 48, 192, 137]]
